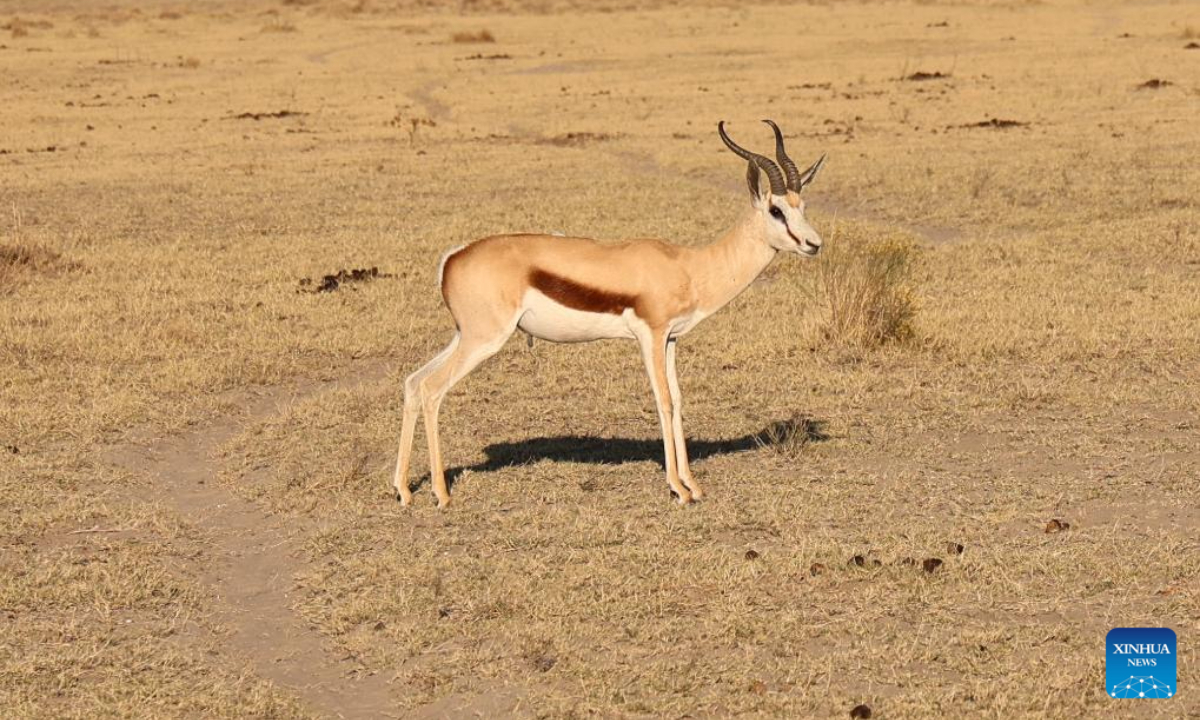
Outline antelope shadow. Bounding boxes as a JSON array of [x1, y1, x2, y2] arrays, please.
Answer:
[[408, 416, 829, 491]]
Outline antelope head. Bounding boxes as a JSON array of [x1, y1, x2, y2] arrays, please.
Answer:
[[718, 120, 826, 257]]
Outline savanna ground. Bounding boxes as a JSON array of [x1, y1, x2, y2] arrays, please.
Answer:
[[2, 0, 1198, 717]]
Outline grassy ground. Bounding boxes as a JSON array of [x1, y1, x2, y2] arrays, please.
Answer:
[[1, 0, 1198, 717]]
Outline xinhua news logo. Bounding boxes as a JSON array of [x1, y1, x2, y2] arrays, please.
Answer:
[[1106, 628, 1176, 699]]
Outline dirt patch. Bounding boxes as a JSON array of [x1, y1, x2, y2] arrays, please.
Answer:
[[229, 110, 307, 120], [538, 131, 617, 146], [904, 71, 951, 81], [451, 29, 494, 43], [957, 117, 1029, 129], [298, 267, 395, 293], [106, 363, 395, 718], [0, 145, 60, 154]]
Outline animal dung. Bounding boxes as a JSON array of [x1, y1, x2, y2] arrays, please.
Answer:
[[849, 703, 873, 719], [809, 562, 827, 576], [744, 549, 760, 561], [922, 558, 944, 573], [945, 541, 965, 555]]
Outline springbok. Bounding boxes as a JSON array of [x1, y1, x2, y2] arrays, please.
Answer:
[[394, 120, 826, 507]]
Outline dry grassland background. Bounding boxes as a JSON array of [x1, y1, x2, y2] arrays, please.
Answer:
[[1, 0, 1198, 717]]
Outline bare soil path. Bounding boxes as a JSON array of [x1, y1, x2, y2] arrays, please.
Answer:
[[107, 361, 397, 720]]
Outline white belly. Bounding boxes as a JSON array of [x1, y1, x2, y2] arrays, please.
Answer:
[[518, 289, 635, 343]]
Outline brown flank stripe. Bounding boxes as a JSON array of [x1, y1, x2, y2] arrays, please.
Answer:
[[529, 268, 637, 315]]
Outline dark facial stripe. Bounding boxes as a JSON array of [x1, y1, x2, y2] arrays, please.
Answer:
[[529, 268, 637, 315]]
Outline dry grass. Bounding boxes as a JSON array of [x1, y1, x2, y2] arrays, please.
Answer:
[[0, 243, 62, 292], [815, 233, 918, 349], [261, 17, 297, 33], [1, 0, 1198, 717], [753, 414, 829, 458], [451, 28, 496, 43]]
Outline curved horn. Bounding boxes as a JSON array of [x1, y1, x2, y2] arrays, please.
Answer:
[[718, 121, 786, 196], [762, 119, 802, 191]]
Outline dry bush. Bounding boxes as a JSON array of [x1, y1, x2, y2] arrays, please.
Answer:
[[451, 29, 495, 43], [815, 234, 918, 348]]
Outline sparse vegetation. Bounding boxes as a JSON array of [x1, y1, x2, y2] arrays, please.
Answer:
[[2, 1, 1197, 718], [389, 112, 436, 143]]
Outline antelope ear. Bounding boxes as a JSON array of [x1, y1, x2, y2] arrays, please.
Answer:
[[797, 153, 827, 190], [745, 161, 766, 201]]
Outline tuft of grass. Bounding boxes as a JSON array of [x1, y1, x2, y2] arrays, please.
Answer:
[[816, 234, 918, 349], [754, 415, 828, 457], [261, 17, 297, 33], [451, 29, 495, 44], [0, 241, 67, 294], [179, 56, 200, 69], [1181, 24, 1199, 40]]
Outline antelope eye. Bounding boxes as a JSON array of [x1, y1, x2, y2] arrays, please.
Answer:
[[769, 206, 784, 221]]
